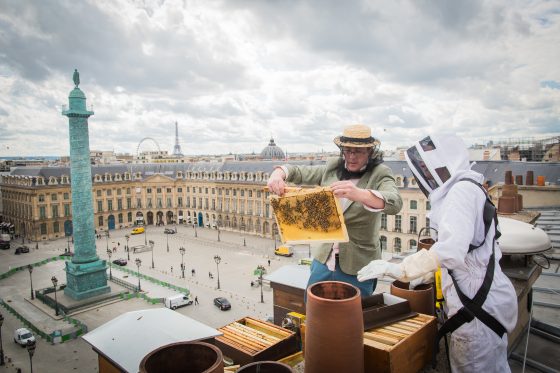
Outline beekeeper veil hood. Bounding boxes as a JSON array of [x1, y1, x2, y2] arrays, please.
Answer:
[[405, 135, 471, 200]]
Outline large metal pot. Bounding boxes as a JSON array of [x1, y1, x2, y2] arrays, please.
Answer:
[[139, 341, 224, 373]]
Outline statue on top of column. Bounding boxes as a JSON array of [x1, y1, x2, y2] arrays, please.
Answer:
[[73, 69, 80, 87]]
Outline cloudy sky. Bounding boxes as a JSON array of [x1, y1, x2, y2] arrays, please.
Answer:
[[0, 0, 559, 157]]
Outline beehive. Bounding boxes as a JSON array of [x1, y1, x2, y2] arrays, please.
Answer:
[[270, 187, 349, 244]]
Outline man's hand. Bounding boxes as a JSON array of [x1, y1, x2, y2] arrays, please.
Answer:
[[357, 260, 403, 282], [267, 168, 287, 196], [330, 180, 367, 202]]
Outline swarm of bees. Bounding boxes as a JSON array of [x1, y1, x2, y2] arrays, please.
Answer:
[[271, 190, 342, 233]]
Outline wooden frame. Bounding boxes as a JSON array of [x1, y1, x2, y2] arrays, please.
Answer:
[[269, 187, 349, 244]]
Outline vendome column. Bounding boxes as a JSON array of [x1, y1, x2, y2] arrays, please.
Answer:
[[62, 69, 110, 300]]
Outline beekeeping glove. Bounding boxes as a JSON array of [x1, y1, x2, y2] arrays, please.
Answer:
[[358, 249, 439, 283], [409, 271, 435, 289], [357, 260, 403, 282]]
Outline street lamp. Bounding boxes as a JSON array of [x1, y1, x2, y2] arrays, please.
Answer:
[[51, 276, 59, 316], [194, 223, 198, 238], [144, 226, 147, 245], [66, 235, 70, 253], [0, 312, 5, 366], [256, 265, 266, 303], [149, 240, 155, 269], [213, 255, 221, 289], [28, 264, 34, 300], [106, 249, 113, 280], [26, 340, 36, 373], [179, 246, 186, 279], [105, 230, 110, 252], [243, 237, 246, 247], [166, 231, 169, 253], [135, 258, 142, 291], [217, 226, 220, 242], [125, 234, 130, 261]]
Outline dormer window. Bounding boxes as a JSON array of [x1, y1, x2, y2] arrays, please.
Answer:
[[95, 174, 102, 182], [104, 173, 112, 182], [124, 172, 131, 180], [37, 177, 45, 185], [49, 176, 58, 185], [115, 173, 122, 181]]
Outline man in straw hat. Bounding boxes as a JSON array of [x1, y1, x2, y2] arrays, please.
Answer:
[[267, 124, 402, 296]]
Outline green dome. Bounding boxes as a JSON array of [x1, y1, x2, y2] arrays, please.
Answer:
[[69, 87, 86, 99]]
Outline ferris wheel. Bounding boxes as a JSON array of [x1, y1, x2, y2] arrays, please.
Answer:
[[136, 137, 162, 157]]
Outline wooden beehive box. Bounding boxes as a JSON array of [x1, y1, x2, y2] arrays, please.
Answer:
[[363, 314, 437, 373], [270, 187, 349, 244], [214, 317, 299, 366]]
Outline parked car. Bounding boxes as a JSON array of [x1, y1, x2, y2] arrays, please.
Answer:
[[213, 297, 231, 311], [0, 240, 10, 250], [274, 245, 293, 257], [112, 258, 127, 266], [14, 245, 30, 255], [14, 328, 35, 347], [164, 228, 177, 234], [131, 227, 145, 235]]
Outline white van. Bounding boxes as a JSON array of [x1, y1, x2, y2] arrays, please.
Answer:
[[164, 294, 193, 310], [1, 233, 10, 242]]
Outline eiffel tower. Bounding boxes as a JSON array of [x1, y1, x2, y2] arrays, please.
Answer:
[[172, 121, 183, 156]]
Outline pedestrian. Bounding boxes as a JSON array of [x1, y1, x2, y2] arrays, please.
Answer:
[[267, 124, 402, 297], [194, 296, 199, 305], [170, 266, 173, 273], [209, 271, 213, 279], [267, 259, 271, 267], [358, 134, 517, 372], [112, 246, 116, 253], [118, 242, 120, 247], [191, 268, 195, 276]]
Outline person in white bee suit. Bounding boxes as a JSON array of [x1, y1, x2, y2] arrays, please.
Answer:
[[358, 134, 517, 372]]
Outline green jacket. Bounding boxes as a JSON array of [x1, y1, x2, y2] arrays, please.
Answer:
[[285, 158, 402, 275]]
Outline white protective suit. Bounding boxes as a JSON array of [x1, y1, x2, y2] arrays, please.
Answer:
[[359, 135, 517, 372]]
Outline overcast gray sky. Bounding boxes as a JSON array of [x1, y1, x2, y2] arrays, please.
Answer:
[[1, 0, 559, 157]]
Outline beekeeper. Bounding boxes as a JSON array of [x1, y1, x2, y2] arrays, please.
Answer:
[[358, 134, 517, 372], [267, 124, 402, 297]]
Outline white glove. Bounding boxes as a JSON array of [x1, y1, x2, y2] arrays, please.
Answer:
[[409, 271, 435, 289], [357, 260, 403, 282]]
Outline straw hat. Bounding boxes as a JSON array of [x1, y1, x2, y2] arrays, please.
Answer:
[[333, 124, 379, 148]]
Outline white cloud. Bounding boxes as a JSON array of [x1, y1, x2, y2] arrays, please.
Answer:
[[0, 0, 558, 157]]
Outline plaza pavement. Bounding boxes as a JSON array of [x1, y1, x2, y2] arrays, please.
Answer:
[[0, 225, 317, 372]]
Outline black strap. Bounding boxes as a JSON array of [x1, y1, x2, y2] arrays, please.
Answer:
[[457, 178, 500, 252]]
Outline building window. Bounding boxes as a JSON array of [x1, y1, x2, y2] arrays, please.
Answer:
[[426, 201, 431, 210], [63, 193, 69, 200], [107, 189, 112, 196], [96, 190, 101, 197], [38, 195, 45, 202], [97, 200, 103, 212], [240, 190, 244, 197], [395, 215, 402, 232], [167, 197, 172, 207], [380, 236, 387, 251], [178, 187, 182, 193], [64, 204, 71, 217], [410, 200, 417, 210], [157, 198, 163, 208], [52, 205, 59, 218], [409, 216, 417, 234], [53, 222, 60, 233], [39, 206, 46, 219], [394, 237, 402, 252], [126, 188, 131, 194], [157, 188, 162, 193], [40, 223, 47, 235], [147, 198, 152, 208], [127, 198, 131, 209], [426, 217, 430, 230], [108, 200, 113, 211], [167, 188, 172, 193], [118, 213, 123, 224], [381, 213, 387, 230], [117, 189, 122, 196], [51, 193, 57, 201], [136, 198, 142, 208], [249, 190, 253, 197], [147, 188, 152, 193], [128, 212, 132, 222], [205, 188, 209, 194], [409, 239, 417, 250], [98, 216, 104, 226]]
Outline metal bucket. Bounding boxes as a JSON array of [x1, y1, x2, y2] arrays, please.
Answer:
[[139, 341, 224, 373]]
